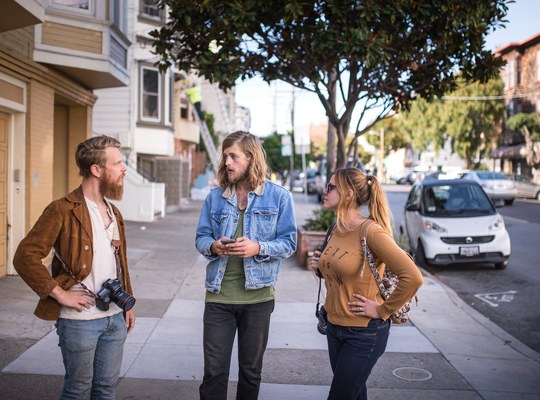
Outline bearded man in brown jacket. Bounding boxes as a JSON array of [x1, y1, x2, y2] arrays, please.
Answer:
[[13, 135, 135, 400]]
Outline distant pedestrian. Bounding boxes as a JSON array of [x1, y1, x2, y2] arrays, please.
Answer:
[[309, 167, 423, 400], [13, 135, 136, 399], [195, 130, 297, 400], [185, 82, 204, 120]]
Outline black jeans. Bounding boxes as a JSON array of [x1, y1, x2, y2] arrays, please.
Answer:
[[326, 318, 390, 400], [199, 300, 275, 400]]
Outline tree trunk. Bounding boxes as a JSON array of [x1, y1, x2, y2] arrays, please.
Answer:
[[326, 70, 337, 179], [326, 124, 337, 179]]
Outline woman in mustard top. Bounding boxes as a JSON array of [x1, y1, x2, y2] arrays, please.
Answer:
[[310, 168, 423, 400]]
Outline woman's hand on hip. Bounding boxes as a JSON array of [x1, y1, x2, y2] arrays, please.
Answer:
[[348, 293, 381, 319]]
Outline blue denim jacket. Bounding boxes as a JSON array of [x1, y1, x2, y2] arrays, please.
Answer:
[[195, 180, 297, 292]]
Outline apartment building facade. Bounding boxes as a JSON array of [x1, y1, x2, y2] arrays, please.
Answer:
[[493, 32, 540, 179], [93, 0, 209, 213], [0, 0, 130, 277]]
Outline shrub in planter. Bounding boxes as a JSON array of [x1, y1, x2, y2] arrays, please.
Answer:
[[302, 208, 336, 232], [296, 208, 335, 268]]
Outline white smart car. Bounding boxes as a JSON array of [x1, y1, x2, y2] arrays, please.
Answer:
[[401, 180, 511, 269]]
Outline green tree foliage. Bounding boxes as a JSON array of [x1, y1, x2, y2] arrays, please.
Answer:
[[261, 131, 316, 174], [507, 112, 540, 166], [402, 78, 505, 168], [366, 116, 411, 154], [507, 113, 540, 142], [151, 0, 507, 175]]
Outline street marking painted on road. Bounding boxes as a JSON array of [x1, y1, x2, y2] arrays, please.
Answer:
[[392, 367, 433, 381], [474, 290, 517, 307]]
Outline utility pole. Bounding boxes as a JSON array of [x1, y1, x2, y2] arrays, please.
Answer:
[[380, 127, 385, 182], [289, 86, 295, 191]]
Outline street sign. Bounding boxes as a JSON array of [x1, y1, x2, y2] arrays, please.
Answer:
[[281, 134, 292, 156]]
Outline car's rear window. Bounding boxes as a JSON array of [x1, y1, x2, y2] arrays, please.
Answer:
[[477, 172, 507, 180]]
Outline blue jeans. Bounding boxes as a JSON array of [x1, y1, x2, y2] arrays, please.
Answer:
[[199, 300, 275, 400], [326, 319, 390, 400], [56, 312, 127, 400]]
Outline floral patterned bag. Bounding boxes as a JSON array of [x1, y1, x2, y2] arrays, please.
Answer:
[[361, 237, 417, 324]]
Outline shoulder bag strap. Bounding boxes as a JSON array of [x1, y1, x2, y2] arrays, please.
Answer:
[[316, 222, 336, 312], [361, 235, 389, 300]]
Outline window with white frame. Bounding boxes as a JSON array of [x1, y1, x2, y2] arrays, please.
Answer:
[[51, 0, 92, 14], [110, 0, 127, 34], [140, 0, 163, 20], [505, 58, 516, 88], [140, 66, 161, 122], [168, 74, 173, 124], [180, 94, 189, 119]]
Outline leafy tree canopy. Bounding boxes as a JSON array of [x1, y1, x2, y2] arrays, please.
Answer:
[[261, 131, 316, 175], [507, 113, 540, 142], [151, 0, 507, 173], [401, 77, 505, 167], [366, 115, 411, 154]]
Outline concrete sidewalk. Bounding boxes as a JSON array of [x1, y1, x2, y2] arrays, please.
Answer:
[[1, 192, 539, 400]]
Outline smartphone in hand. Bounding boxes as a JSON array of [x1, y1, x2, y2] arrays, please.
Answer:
[[221, 239, 235, 245]]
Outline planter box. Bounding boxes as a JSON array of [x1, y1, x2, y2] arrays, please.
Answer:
[[296, 227, 327, 268]]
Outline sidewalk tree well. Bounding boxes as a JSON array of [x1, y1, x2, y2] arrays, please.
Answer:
[[151, 0, 508, 177]]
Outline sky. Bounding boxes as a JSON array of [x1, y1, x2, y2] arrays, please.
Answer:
[[234, 0, 540, 138]]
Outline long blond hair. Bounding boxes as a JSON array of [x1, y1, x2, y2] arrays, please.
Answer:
[[333, 168, 393, 237], [217, 131, 268, 189]]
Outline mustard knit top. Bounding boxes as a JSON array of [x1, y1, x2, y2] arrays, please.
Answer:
[[318, 219, 423, 327]]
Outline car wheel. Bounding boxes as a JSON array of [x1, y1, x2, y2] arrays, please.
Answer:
[[415, 240, 428, 267], [495, 260, 509, 270], [504, 198, 514, 205], [536, 192, 540, 201]]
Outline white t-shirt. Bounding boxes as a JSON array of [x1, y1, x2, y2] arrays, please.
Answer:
[[59, 197, 121, 320]]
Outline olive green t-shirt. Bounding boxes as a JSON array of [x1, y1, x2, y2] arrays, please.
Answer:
[[205, 209, 275, 304]]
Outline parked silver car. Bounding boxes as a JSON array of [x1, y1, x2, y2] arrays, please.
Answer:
[[461, 171, 517, 205], [505, 174, 540, 201]]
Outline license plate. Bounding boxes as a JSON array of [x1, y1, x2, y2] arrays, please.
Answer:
[[460, 246, 479, 256]]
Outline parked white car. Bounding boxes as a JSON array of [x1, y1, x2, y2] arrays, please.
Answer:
[[461, 170, 517, 205], [400, 180, 511, 269]]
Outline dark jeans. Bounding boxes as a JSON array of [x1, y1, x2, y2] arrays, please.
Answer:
[[326, 318, 390, 400], [199, 300, 275, 400]]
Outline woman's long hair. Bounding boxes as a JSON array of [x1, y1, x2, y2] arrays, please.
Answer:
[[333, 168, 393, 237], [217, 131, 268, 189]]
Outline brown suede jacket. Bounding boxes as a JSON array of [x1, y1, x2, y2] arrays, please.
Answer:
[[13, 186, 133, 321]]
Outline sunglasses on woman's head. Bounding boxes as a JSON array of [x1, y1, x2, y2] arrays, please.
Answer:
[[325, 183, 337, 193]]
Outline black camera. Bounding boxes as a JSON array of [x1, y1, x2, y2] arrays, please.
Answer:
[[316, 305, 328, 335], [95, 278, 136, 312]]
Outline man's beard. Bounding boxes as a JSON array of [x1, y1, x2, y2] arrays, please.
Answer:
[[100, 171, 124, 200], [228, 165, 250, 184]]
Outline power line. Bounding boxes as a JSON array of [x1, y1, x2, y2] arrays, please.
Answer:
[[441, 93, 533, 101]]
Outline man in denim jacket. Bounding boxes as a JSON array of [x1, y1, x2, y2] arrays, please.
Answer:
[[196, 131, 297, 400]]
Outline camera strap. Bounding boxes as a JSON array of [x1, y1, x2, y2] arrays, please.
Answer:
[[316, 223, 336, 315], [111, 220, 124, 288], [53, 251, 98, 298], [53, 221, 123, 297]]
